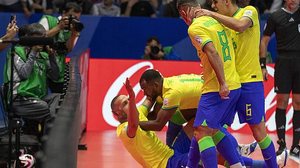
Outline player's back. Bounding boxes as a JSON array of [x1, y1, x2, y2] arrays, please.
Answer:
[[162, 74, 203, 110], [188, 16, 240, 93], [233, 6, 263, 83]]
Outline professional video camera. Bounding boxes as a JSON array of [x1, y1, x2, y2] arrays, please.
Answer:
[[65, 15, 84, 32]]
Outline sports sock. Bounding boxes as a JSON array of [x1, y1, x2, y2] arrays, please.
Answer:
[[241, 156, 266, 168], [275, 108, 286, 141], [258, 135, 277, 168], [213, 129, 243, 166], [292, 110, 300, 147], [186, 137, 200, 168], [198, 136, 217, 168]]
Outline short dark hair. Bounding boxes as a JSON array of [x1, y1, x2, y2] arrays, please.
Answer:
[[177, 0, 200, 9], [146, 36, 160, 44], [62, 2, 82, 13], [139, 69, 162, 83], [111, 95, 121, 111], [19, 23, 45, 37]]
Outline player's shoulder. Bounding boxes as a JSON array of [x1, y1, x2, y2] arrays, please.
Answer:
[[243, 5, 257, 11], [242, 6, 258, 16], [189, 16, 218, 32]]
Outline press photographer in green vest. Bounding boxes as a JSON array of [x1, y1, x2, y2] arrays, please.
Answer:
[[39, 2, 83, 93]]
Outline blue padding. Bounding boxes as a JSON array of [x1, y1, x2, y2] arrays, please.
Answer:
[[88, 16, 188, 59]]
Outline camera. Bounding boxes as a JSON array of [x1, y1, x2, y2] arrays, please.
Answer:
[[150, 46, 160, 55], [65, 15, 84, 32]]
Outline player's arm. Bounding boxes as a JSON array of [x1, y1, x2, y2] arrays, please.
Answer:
[[208, 11, 252, 33], [124, 78, 139, 138], [203, 42, 229, 99], [259, 35, 271, 81], [139, 107, 177, 131], [195, 9, 251, 33], [259, 15, 274, 81], [147, 102, 162, 120]]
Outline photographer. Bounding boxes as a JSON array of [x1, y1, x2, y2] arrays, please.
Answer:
[[3, 23, 60, 133], [39, 2, 83, 93], [142, 36, 181, 60]]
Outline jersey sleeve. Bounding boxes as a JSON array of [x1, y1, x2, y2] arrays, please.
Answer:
[[137, 105, 149, 121], [263, 14, 276, 36], [188, 22, 212, 51], [161, 90, 180, 110], [243, 6, 259, 27]]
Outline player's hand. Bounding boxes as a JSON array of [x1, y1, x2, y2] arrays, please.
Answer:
[[262, 68, 268, 81], [219, 83, 230, 99], [124, 78, 135, 99], [194, 9, 212, 17]]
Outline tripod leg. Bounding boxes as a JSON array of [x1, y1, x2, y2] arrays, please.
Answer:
[[15, 119, 21, 168], [8, 121, 12, 168]]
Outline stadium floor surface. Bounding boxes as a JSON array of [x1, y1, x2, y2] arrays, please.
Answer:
[[77, 130, 300, 168]]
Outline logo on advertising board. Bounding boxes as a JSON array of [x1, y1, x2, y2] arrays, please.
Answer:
[[88, 59, 294, 134], [102, 61, 154, 127]]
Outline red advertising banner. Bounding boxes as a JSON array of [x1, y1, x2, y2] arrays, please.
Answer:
[[87, 58, 293, 135]]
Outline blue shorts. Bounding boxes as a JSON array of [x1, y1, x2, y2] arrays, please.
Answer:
[[171, 129, 191, 154], [166, 150, 188, 168], [194, 89, 241, 129], [167, 121, 183, 147], [236, 82, 266, 125]]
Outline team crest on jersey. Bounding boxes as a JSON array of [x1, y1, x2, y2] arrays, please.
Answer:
[[163, 98, 169, 106], [195, 35, 202, 44], [244, 10, 253, 17]]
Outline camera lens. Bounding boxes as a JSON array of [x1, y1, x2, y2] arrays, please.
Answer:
[[150, 46, 160, 55]]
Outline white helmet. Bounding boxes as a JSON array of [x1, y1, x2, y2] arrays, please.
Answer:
[[18, 154, 35, 168]]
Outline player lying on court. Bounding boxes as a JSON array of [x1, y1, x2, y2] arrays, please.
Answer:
[[111, 78, 287, 168]]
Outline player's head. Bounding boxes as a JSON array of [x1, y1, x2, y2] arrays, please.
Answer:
[[111, 95, 129, 123], [139, 69, 163, 102], [211, 0, 236, 15], [177, 0, 202, 25]]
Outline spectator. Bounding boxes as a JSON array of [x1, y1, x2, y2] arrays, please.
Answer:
[[21, 0, 54, 16], [121, 0, 157, 17], [67, 0, 93, 14], [268, 0, 283, 13], [159, 0, 179, 17], [91, 0, 121, 16], [142, 36, 181, 60], [0, 0, 23, 13], [39, 2, 82, 93], [260, 0, 300, 158]]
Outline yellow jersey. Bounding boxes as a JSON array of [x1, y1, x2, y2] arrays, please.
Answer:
[[116, 105, 174, 168], [161, 74, 203, 110], [188, 16, 240, 93], [233, 6, 263, 83]]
